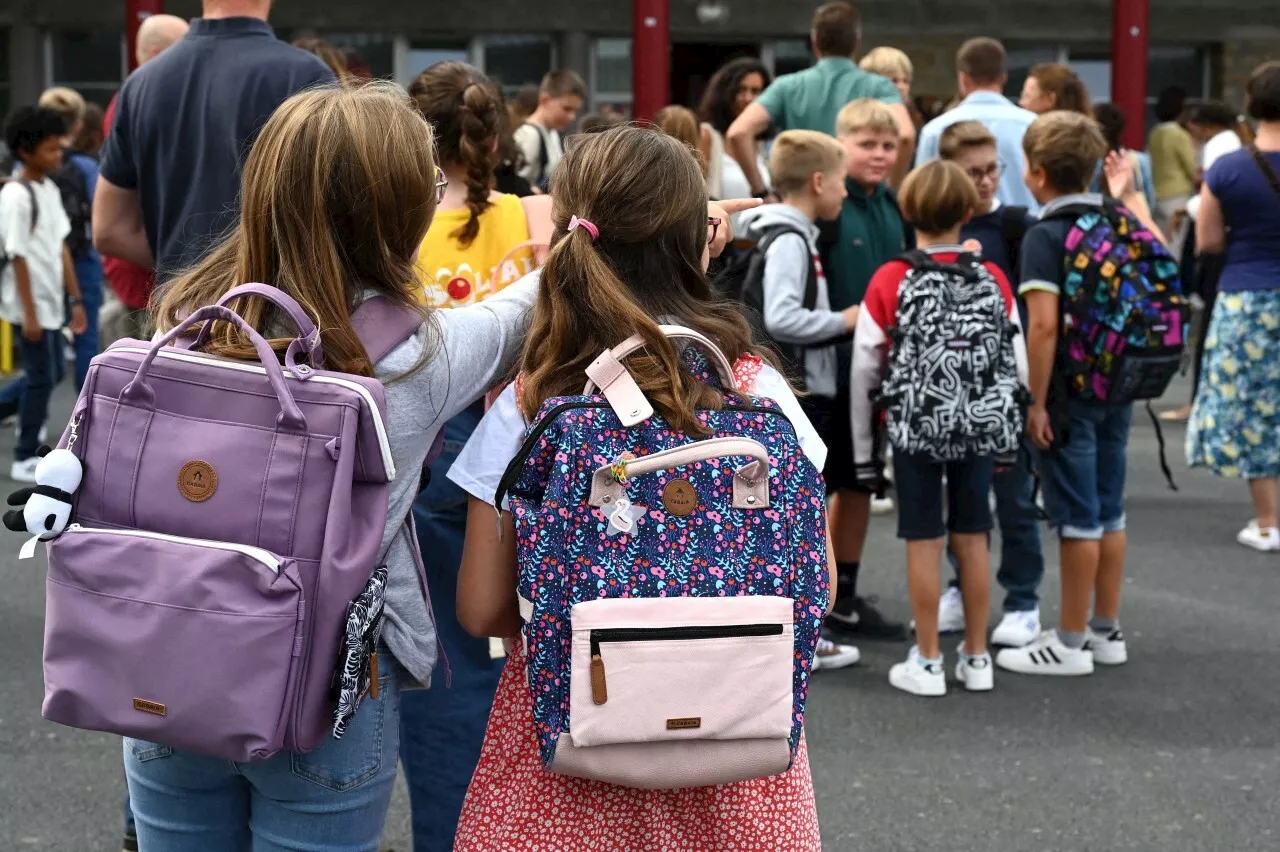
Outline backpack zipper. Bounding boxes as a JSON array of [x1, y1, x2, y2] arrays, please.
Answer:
[[108, 347, 396, 480], [64, 524, 281, 573], [587, 623, 784, 705], [493, 400, 788, 511]]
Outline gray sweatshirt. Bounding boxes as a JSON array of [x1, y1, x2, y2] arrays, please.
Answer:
[[375, 272, 537, 685], [740, 204, 847, 398]]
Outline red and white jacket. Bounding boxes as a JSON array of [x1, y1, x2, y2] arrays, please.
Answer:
[[849, 246, 1030, 466]]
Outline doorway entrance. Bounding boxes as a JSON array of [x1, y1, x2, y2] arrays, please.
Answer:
[[670, 42, 760, 110]]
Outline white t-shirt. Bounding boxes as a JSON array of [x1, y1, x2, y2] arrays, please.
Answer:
[[0, 176, 71, 331], [449, 364, 826, 508], [514, 122, 564, 186]]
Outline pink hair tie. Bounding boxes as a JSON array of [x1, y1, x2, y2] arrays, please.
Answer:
[[568, 215, 600, 241]]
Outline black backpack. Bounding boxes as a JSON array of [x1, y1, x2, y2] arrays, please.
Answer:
[[713, 224, 820, 389], [876, 251, 1027, 462], [52, 148, 94, 260]]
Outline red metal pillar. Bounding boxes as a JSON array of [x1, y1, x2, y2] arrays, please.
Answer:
[[1111, 0, 1149, 150], [126, 0, 166, 72], [632, 0, 669, 122]]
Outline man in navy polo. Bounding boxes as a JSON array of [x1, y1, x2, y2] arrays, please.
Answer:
[[93, 0, 334, 280]]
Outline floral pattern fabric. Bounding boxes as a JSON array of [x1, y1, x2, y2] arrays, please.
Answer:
[[1187, 290, 1280, 478]]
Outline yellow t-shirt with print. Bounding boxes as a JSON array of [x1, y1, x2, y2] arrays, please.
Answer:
[[416, 193, 535, 308]]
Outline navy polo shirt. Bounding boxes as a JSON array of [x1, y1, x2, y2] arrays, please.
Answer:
[[100, 17, 334, 279]]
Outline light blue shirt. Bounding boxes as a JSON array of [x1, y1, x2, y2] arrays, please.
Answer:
[[916, 91, 1039, 211]]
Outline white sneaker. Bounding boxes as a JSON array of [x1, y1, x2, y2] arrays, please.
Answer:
[[1237, 521, 1280, 553], [996, 630, 1094, 676], [812, 637, 860, 671], [889, 647, 946, 696], [955, 648, 994, 692], [991, 608, 1041, 647], [10, 457, 38, 483], [870, 495, 895, 515], [938, 586, 965, 634], [1085, 626, 1128, 665]]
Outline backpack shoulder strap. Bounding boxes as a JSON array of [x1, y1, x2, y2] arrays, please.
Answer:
[[896, 249, 933, 269], [15, 177, 37, 232], [1249, 145, 1280, 203], [351, 296, 425, 365]]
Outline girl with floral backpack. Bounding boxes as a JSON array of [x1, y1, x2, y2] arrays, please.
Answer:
[[449, 125, 829, 851]]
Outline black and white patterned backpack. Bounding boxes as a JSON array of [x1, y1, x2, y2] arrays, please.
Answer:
[[877, 251, 1026, 462]]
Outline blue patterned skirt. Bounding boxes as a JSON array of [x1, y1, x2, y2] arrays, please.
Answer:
[[1186, 289, 1280, 478]]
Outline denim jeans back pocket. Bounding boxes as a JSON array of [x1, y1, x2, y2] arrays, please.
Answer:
[[290, 673, 396, 793], [127, 738, 174, 763]]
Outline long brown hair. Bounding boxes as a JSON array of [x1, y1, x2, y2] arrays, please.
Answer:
[[156, 83, 437, 377], [292, 37, 351, 82], [1028, 63, 1092, 116], [409, 62, 503, 247], [519, 125, 760, 433], [654, 105, 706, 174]]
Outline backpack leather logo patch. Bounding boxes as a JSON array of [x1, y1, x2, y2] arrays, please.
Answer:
[[662, 479, 697, 517], [178, 461, 217, 502], [666, 717, 701, 730], [133, 698, 166, 717]]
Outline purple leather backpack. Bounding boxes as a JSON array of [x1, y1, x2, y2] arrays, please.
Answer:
[[39, 284, 427, 762]]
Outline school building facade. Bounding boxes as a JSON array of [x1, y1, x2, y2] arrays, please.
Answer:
[[1, 0, 1277, 128]]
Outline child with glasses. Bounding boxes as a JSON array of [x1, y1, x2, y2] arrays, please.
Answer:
[[933, 120, 1046, 648]]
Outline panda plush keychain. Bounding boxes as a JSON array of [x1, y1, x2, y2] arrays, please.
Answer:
[[4, 445, 84, 559]]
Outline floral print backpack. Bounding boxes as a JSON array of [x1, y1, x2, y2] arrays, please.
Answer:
[[493, 326, 829, 790]]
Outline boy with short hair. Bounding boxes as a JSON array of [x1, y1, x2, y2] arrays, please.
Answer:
[[933, 119, 1045, 647], [514, 69, 587, 191], [0, 107, 87, 482], [997, 110, 1162, 676], [737, 127, 862, 670], [821, 98, 911, 640], [852, 160, 1029, 695]]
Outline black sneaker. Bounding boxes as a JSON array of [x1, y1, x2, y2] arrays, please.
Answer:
[[825, 595, 907, 641]]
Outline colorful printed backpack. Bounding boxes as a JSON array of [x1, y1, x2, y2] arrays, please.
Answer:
[[1050, 199, 1189, 403], [877, 251, 1027, 463], [493, 326, 829, 790]]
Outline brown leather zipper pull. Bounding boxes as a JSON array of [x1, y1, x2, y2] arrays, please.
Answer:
[[590, 654, 608, 705], [368, 652, 380, 700]]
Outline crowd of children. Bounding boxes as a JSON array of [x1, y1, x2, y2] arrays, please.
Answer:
[[0, 16, 1242, 849]]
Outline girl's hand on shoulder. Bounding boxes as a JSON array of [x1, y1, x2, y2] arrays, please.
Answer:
[[1104, 150, 1137, 200], [707, 198, 763, 257]]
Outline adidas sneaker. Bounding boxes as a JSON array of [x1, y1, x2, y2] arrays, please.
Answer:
[[996, 630, 1094, 676]]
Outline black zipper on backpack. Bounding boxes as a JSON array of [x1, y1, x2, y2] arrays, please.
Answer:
[[493, 401, 789, 510], [587, 623, 784, 705]]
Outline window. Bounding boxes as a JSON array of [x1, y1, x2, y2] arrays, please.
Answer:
[[592, 38, 632, 110], [406, 41, 470, 82], [324, 33, 396, 80], [771, 40, 811, 77], [49, 29, 125, 107], [484, 35, 553, 97]]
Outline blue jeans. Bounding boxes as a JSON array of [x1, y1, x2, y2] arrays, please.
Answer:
[[72, 256, 103, 391], [0, 329, 66, 459], [893, 451, 995, 540], [399, 402, 502, 852], [123, 655, 402, 852], [1041, 400, 1133, 540], [947, 440, 1046, 612]]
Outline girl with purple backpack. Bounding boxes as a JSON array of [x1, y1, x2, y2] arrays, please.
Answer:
[[448, 126, 826, 851], [123, 82, 541, 851]]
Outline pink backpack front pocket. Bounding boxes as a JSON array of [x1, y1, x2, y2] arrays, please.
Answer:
[[553, 595, 795, 788]]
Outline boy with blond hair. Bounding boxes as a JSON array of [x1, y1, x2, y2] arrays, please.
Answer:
[[737, 127, 862, 670], [860, 46, 916, 186], [821, 98, 911, 640]]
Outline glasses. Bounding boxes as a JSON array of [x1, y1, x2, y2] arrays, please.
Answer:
[[965, 161, 1005, 184], [434, 167, 449, 203], [707, 217, 723, 244]]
